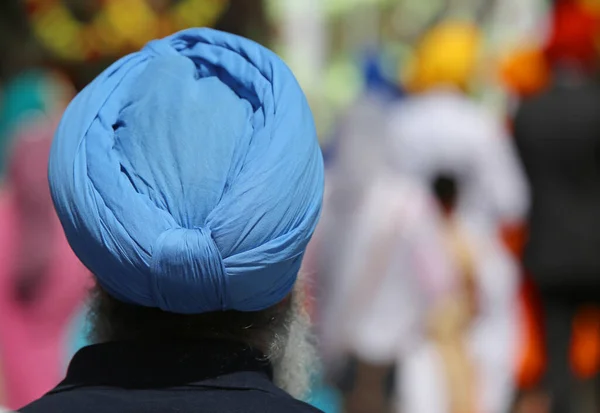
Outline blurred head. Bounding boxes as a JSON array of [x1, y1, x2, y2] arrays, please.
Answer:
[[432, 173, 460, 216], [404, 21, 482, 93], [545, 0, 600, 70], [500, 46, 551, 97]]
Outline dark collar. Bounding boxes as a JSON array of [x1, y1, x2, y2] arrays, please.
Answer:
[[54, 339, 274, 392]]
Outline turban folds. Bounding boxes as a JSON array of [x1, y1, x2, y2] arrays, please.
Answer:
[[50, 29, 324, 314]]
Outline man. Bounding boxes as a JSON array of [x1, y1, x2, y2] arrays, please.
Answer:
[[311, 55, 459, 413], [21, 28, 324, 413], [514, 2, 600, 412], [317, 172, 460, 413], [388, 21, 528, 413]]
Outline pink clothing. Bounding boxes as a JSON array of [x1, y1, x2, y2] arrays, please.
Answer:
[[0, 192, 90, 409], [0, 120, 90, 410]]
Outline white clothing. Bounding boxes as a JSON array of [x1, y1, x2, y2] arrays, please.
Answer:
[[386, 90, 529, 230], [387, 90, 526, 413], [317, 173, 457, 367], [400, 221, 520, 413]]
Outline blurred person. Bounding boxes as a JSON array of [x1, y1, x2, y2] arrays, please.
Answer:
[[513, 1, 600, 412], [20, 28, 324, 413], [398, 21, 529, 231], [319, 173, 463, 413], [310, 52, 401, 348], [0, 71, 90, 410], [498, 43, 552, 408], [312, 52, 405, 330], [388, 21, 529, 413], [398, 172, 522, 413], [308, 53, 463, 413], [299, 54, 405, 413], [403, 174, 480, 413]]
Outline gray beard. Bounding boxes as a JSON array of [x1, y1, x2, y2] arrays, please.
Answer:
[[86, 283, 319, 401], [268, 295, 318, 400]]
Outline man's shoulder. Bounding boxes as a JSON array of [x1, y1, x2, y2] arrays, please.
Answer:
[[19, 385, 324, 413]]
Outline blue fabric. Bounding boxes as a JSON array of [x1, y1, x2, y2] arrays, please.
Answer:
[[308, 380, 342, 413], [50, 28, 324, 314], [362, 52, 403, 100]]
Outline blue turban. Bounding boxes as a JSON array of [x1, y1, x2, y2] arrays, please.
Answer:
[[49, 29, 324, 314]]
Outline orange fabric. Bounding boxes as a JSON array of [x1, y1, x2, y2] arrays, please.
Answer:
[[500, 47, 550, 98], [576, 0, 600, 16], [500, 224, 528, 258], [499, 225, 544, 389], [570, 306, 600, 379], [514, 285, 600, 386], [515, 279, 546, 389]]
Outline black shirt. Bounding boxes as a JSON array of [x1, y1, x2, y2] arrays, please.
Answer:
[[20, 339, 323, 413], [514, 72, 600, 287]]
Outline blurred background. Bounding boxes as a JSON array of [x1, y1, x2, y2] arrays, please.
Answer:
[[2, 0, 600, 412]]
